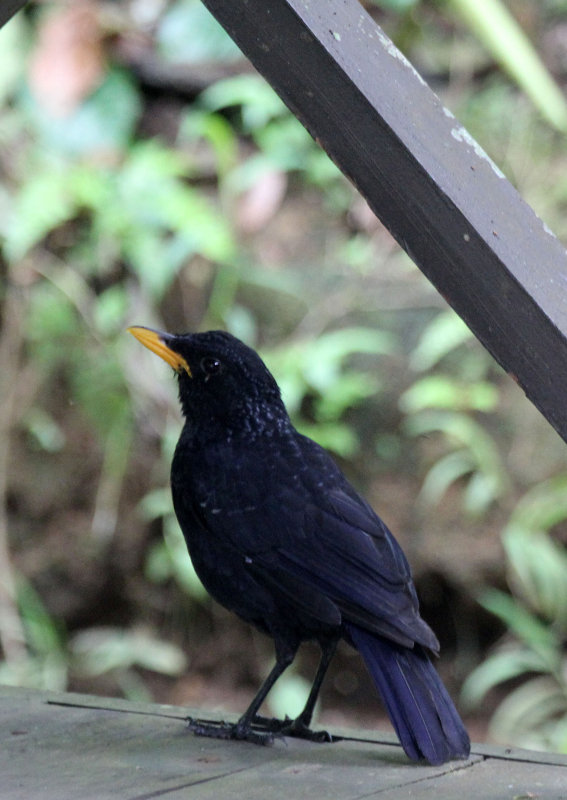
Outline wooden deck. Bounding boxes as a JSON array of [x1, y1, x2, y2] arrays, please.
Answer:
[[2, 687, 567, 799]]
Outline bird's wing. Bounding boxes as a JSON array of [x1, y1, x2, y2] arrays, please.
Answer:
[[182, 438, 438, 651], [258, 485, 438, 650]]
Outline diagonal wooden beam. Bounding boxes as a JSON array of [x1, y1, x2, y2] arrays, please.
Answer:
[[199, 0, 567, 445], [0, 1, 27, 29]]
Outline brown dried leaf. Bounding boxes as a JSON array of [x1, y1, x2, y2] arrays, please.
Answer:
[[29, 0, 105, 118]]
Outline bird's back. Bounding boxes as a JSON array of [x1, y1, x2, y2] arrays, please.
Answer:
[[171, 421, 437, 653]]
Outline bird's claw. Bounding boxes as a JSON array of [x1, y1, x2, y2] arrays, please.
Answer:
[[251, 714, 336, 743], [186, 716, 276, 746], [186, 714, 336, 745]]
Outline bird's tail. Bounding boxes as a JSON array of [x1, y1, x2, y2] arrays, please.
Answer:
[[346, 622, 470, 765]]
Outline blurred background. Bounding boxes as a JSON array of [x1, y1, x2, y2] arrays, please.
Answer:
[[2, 0, 567, 753]]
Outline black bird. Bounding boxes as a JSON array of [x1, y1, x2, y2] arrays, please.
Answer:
[[128, 325, 470, 766]]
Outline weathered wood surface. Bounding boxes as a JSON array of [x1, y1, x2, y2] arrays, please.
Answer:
[[2, 687, 567, 800], [199, 0, 567, 448]]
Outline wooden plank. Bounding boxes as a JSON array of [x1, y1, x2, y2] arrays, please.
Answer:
[[5, 687, 567, 800], [375, 757, 567, 800], [165, 738, 475, 800], [2, 687, 272, 800], [0, 687, 480, 799], [0, 1, 27, 29], [198, 0, 567, 446], [469, 741, 567, 767], [36, 691, 567, 768]]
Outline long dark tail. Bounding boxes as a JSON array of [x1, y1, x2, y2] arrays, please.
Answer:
[[346, 623, 470, 765]]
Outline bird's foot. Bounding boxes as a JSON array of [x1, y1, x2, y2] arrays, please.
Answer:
[[186, 716, 276, 746], [252, 714, 336, 743]]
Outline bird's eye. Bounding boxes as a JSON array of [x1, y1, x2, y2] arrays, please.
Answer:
[[200, 356, 223, 377]]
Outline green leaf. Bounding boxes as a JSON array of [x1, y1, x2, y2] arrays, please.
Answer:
[[200, 74, 287, 131], [87, 141, 235, 299], [315, 373, 377, 421], [305, 328, 394, 389], [406, 410, 502, 466], [405, 409, 508, 511], [368, 0, 418, 10], [180, 109, 238, 177], [503, 525, 567, 627], [138, 488, 173, 522], [295, 421, 359, 458], [70, 627, 187, 677], [3, 167, 78, 260], [501, 475, 567, 629], [461, 647, 552, 708], [400, 375, 499, 413], [157, 0, 241, 64], [17, 577, 65, 656], [24, 69, 142, 155], [447, 0, 567, 132], [463, 469, 502, 516], [480, 589, 560, 664], [23, 408, 66, 453], [417, 450, 473, 508], [507, 474, 567, 534], [266, 673, 313, 720], [162, 517, 209, 601], [409, 311, 472, 371], [489, 676, 567, 748]]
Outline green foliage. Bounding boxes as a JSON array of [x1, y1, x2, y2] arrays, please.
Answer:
[[446, 0, 567, 132], [157, 0, 242, 64], [404, 409, 508, 515], [0, 578, 187, 700], [4, 140, 235, 298], [141, 488, 209, 602], [372, 0, 567, 131], [370, 0, 419, 10], [462, 477, 567, 751], [0, 579, 68, 691], [23, 68, 142, 155], [265, 328, 395, 456], [1, 0, 567, 734], [182, 73, 346, 208], [401, 375, 499, 413], [267, 671, 314, 720], [404, 311, 567, 750], [401, 311, 507, 516], [408, 311, 474, 374], [69, 627, 187, 701], [199, 74, 288, 133]]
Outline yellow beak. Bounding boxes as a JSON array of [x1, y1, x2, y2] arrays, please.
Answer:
[[128, 326, 192, 376]]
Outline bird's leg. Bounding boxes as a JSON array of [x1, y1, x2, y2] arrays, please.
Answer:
[[253, 637, 340, 743], [288, 636, 338, 739], [187, 642, 297, 745]]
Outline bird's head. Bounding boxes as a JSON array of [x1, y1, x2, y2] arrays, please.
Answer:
[[128, 326, 288, 437]]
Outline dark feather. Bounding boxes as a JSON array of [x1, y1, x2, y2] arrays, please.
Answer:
[[346, 623, 470, 764], [130, 327, 471, 765]]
